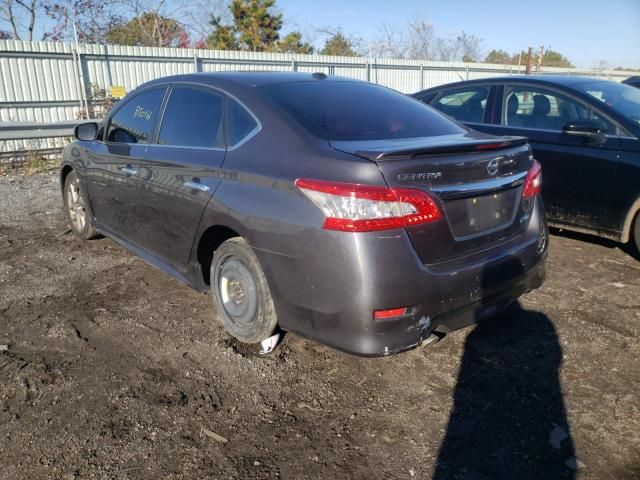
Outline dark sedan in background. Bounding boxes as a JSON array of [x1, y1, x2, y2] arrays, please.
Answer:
[[61, 72, 547, 356], [414, 76, 640, 252], [623, 76, 640, 89]]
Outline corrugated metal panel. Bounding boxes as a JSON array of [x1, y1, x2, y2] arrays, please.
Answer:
[[1, 39, 639, 156]]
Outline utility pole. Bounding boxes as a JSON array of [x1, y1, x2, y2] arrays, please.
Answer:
[[72, 19, 90, 118], [525, 47, 533, 75], [536, 44, 545, 73]]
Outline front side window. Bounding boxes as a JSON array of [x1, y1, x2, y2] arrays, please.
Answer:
[[574, 80, 640, 126], [158, 87, 225, 148], [259, 81, 464, 141], [503, 85, 616, 134], [107, 88, 165, 144], [433, 86, 489, 123]]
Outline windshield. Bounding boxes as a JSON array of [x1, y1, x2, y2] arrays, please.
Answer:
[[574, 80, 640, 125], [259, 81, 465, 141]]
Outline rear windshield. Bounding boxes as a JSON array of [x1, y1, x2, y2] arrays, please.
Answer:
[[259, 81, 465, 141]]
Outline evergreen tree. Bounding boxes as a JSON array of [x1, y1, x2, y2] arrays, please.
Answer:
[[276, 31, 313, 54], [320, 32, 357, 56]]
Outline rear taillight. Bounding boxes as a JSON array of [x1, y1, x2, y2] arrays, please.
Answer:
[[295, 178, 441, 232], [523, 160, 542, 198]]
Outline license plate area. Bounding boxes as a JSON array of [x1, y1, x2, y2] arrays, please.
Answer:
[[444, 187, 520, 239]]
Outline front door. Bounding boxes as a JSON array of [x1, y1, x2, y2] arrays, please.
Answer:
[[85, 87, 166, 241], [134, 85, 227, 269]]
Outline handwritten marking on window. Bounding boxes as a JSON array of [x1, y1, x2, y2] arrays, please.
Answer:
[[134, 105, 152, 120]]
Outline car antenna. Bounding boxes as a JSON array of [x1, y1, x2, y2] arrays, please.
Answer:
[[312, 72, 328, 80]]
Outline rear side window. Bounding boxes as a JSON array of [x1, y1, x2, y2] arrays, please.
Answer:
[[107, 88, 165, 144], [259, 81, 464, 141], [433, 86, 489, 123], [227, 98, 259, 146], [158, 87, 225, 148]]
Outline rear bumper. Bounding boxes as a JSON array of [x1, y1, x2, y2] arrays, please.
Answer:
[[255, 198, 548, 357]]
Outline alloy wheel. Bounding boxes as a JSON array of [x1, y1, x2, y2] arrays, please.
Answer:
[[66, 176, 86, 233]]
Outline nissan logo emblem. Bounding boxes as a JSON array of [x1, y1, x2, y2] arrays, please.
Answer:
[[487, 158, 500, 176]]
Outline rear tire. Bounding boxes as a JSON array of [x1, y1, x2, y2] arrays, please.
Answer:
[[210, 237, 278, 344], [633, 211, 640, 254], [63, 170, 99, 240]]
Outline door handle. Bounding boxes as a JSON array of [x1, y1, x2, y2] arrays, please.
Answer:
[[184, 180, 210, 192], [120, 166, 138, 175]]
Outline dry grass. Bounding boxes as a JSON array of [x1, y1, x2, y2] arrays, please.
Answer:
[[24, 151, 50, 175], [0, 150, 60, 176]]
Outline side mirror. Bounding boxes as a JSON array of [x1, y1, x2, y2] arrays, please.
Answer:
[[74, 122, 98, 141], [562, 120, 606, 145]]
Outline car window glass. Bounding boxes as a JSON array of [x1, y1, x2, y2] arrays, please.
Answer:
[[158, 87, 225, 148], [575, 80, 640, 127], [503, 85, 616, 134], [259, 81, 464, 141], [227, 98, 258, 146], [107, 88, 165, 144], [433, 86, 489, 123]]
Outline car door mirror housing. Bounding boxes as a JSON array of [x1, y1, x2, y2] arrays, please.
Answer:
[[74, 122, 99, 141], [562, 120, 607, 144]]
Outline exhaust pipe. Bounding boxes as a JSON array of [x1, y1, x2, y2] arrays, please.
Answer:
[[421, 331, 446, 347]]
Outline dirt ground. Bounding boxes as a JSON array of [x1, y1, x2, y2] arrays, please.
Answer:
[[0, 171, 638, 480]]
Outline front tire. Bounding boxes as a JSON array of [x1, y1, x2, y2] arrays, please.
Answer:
[[210, 237, 278, 344], [63, 170, 99, 240]]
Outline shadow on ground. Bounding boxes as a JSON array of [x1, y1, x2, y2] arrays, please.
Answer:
[[549, 227, 640, 261], [434, 254, 577, 479]]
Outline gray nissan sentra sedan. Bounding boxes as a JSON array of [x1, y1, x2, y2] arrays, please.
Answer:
[[61, 72, 547, 356]]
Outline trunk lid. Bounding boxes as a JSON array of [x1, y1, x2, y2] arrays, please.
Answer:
[[331, 133, 534, 264]]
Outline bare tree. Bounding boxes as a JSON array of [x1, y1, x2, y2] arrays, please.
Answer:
[[370, 18, 436, 60], [371, 18, 482, 62], [433, 36, 456, 61], [182, 0, 228, 44], [456, 31, 482, 62], [0, 0, 38, 40], [406, 18, 435, 60], [117, 0, 233, 48], [41, 0, 199, 45], [370, 23, 406, 58], [43, 0, 124, 42]]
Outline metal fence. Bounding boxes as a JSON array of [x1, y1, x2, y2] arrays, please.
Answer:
[[1, 39, 638, 158]]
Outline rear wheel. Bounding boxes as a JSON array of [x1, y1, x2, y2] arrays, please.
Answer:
[[63, 171, 99, 240], [210, 237, 277, 343]]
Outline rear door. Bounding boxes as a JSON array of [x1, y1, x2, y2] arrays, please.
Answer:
[[134, 85, 227, 268], [429, 84, 495, 127], [480, 83, 621, 232], [86, 87, 166, 240]]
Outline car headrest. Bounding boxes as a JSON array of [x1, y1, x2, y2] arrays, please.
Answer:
[[532, 95, 551, 116]]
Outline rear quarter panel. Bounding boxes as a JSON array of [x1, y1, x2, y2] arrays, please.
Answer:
[[613, 137, 640, 241], [189, 103, 386, 320]]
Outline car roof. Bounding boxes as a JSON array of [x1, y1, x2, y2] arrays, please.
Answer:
[[416, 75, 619, 94], [142, 71, 360, 89]]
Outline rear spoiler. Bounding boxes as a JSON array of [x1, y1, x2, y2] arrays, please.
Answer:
[[350, 137, 529, 162]]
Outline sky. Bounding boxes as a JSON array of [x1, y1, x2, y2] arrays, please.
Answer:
[[277, 0, 640, 68]]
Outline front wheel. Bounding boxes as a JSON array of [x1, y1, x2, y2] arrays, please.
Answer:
[[210, 237, 278, 344], [63, 170, 99, 240]]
